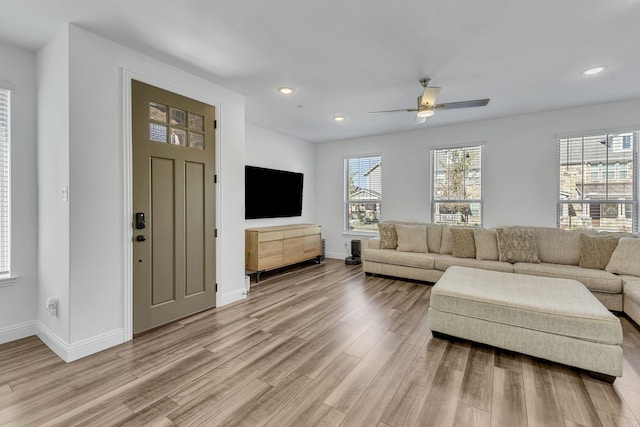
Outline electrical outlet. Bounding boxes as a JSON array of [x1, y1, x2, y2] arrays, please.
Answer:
[[46, 297, 58, 317]]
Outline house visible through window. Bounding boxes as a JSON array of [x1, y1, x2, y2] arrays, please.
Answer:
[[345, 155, 381, 233], [0, 88, 10, 275], [431, 146, 483, 226], [558, 131, 638, 232]]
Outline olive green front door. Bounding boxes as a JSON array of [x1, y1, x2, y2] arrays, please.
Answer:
[[132, 80, 216, 334]]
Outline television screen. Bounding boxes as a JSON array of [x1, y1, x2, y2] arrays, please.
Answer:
[[245, 166, 304, 219]]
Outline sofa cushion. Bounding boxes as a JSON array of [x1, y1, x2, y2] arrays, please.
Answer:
[[377, 223, 398, 249], [513, 262, 622, 294], [367, 237, 381, 249], [606, 238, 640, 276], [427, 224, 443, 254], [439, 225, 453, 254], [362, 248, 437, 269], [579, 234, 619, 270], [451, 228, 476, 258], [497, 227, 540, 264], [624, 280, 640, 303], [474, 228, 499, 261], [395, 224, 428, 253], [435, 254, 514, 274], [534, 227, 582, 266]]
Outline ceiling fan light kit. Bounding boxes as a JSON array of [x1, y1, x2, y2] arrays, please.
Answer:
[[370, 78, 490, 124]]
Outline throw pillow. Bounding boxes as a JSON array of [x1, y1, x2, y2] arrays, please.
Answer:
[[426, 223, 443, 253], [451, 228, 476, 258], [496, 227, 540, 264], [378, 223, 398, 249], [474, 228, 499, 261], [606, 238, 640, 276], [395, 224, 428, 253], [439, 225, 453, 254], [579, 234, 619, 270]]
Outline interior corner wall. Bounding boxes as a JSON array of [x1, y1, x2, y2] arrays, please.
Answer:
[[65, 24, 246, 349], [244, 123, 317, 228], [0, 41, 38, 343], [315, 98, 640, 259], [36, 27, 71, 345]]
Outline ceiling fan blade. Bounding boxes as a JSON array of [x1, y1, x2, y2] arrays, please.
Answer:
[[369, 108, 418, 114], [435, 98, 490, 110], [419, 87, 441, 107], [414, 115, 427, 125]]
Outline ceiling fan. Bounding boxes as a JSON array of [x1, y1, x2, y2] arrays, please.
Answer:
[[370, 78, 490, 124]]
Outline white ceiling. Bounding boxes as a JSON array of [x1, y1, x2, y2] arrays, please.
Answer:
[[1, 0, 639, 143]]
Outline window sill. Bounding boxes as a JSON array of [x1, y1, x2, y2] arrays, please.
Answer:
[[0, 276, 17, 287], [342, 231, 379, 238]]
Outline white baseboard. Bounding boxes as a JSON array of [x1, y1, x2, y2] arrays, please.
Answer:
[[0, 320, 36, 345], [326, 251, 346, 260], [218, 287, 246, 306], [37, 322, 124, 363]]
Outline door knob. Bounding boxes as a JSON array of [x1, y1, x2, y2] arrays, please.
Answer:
[[136, 235, 147, 242]]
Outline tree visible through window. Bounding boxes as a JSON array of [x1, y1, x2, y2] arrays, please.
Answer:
[[431, 146, 483, 226], [345, 155, 381, 233], [558, 132, 638, 232], [0, 88, 10, 275]]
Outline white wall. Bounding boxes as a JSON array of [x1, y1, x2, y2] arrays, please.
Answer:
[[0, 41, 38, 343], [316, 98, 640, 259], [36, 27, 71, 346], [245, 124, 316, 228], [35, 24, 246, 361]]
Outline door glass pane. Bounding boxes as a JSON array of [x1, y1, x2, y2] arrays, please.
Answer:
[[189, 113, 204, 131], [149, 102, 167, 122], [150, 123, 167, 143], [170, 128, 186, 146], [189, 132, 204, 149], [171, 108, 186, 126]]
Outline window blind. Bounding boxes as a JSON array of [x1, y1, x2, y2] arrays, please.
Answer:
[[0, 88, 9, 275], [345, 155, 382, 233], [431, 146, 483, 226], [558, 132, 638, 232]]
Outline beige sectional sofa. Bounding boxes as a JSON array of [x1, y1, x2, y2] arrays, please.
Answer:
[[363, 222, 640, 326]]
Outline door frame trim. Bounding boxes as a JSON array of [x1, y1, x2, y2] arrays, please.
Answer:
[[122, 69, 222, 341]]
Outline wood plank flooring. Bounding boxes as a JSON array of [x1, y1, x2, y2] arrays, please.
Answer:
[[1, 259, 640, 426]]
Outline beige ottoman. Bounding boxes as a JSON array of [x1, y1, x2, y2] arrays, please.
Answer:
[[428, 266, 623, 382]]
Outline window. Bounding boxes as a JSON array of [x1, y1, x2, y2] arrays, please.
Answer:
[[558, 131, 638, 232], [0, 88, 9, 275], [431, 146, 483, 226], [344, 155, 381, 233]]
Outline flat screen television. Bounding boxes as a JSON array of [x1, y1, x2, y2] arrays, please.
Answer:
[[245, 166, 304, 219]]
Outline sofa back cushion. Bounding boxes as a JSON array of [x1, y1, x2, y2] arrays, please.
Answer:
[[439, 225, 453, 254], [606, 238, 640, 276], [427, 223, 443, 253], [579, 234, 619, 270], [497, 227, 540, 264], [451, 228, 476, 258], [395, 224, 428, 253], [377, 222, 398, 249], [533, 227, 582, 265], [474, 228, 499, 261]]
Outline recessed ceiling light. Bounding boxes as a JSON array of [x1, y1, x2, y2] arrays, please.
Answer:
[[278, 87, 294, 95], [582, 66, 606, 75], [333, 116, 345, 122]]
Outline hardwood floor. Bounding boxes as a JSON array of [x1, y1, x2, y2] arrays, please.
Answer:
[[1, 259, 640, 426]]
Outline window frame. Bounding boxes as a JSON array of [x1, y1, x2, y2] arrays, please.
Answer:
[[430, 145, 484, 226], [344, 154, 382, 235], [557, 130, 638, 233], [0, 86, 11, 278]]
